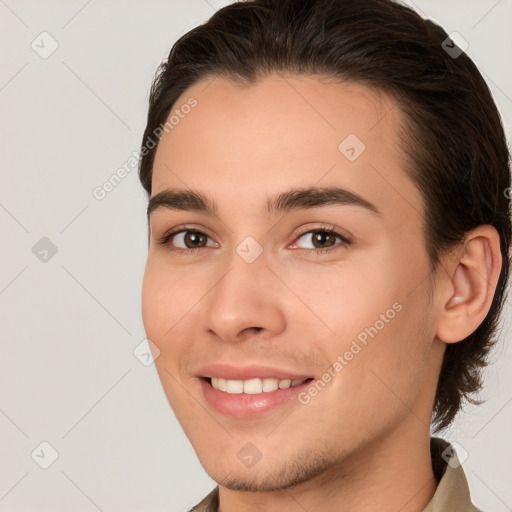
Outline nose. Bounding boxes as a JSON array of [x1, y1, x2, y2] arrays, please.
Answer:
[[201, 252, 286, 344]]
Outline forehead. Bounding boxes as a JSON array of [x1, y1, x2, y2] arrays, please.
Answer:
[[151, 74, 421, 220], [154, 75, 400, 163]]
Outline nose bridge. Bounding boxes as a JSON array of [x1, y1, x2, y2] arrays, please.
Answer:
[[202, 245, 285, 342]]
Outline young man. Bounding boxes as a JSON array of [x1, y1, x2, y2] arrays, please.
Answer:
[[138, 0, 511, 510]]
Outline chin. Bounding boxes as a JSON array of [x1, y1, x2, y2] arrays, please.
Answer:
[[199, 446, 339, 492]]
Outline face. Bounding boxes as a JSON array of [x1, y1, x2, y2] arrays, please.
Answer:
[[142, 75, 443, 491]]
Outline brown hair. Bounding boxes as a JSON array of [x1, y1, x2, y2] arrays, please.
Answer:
[[138, 0, 511, 431]]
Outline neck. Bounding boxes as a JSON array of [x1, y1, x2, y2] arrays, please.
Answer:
[[218, 417, 437, 512]]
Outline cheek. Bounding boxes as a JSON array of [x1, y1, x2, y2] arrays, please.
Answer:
[[290, 246, 432, 408], [141, 259, 191, 370], [280, 256, 401, 343], [327, 285, 433, 429], [141, 260, 196, 415], [141, 261, 166, 341], [141, 258, 196, 337]]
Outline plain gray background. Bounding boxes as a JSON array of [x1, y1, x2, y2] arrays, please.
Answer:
[[1, 1, 511, 510]]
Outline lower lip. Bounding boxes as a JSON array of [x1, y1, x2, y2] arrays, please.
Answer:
[[199, 378, 312, 419]]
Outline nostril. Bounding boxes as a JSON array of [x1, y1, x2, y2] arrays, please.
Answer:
[[243, 327, 263, 336]]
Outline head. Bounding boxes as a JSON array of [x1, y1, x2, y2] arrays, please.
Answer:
[[139, 0, 510, 492]]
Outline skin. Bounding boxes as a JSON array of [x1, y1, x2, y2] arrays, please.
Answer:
[[141, 74, 501, 512]]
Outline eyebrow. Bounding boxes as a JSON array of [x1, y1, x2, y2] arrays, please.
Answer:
[[147, 186, 382, 218]]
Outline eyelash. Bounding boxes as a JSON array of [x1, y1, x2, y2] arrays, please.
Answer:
[[156, 225, 352, 257]]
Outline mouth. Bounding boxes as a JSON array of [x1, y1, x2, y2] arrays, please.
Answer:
[[197, 372, 315, 419]]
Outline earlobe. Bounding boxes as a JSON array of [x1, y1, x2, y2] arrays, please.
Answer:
[[436, 225, 502, 344]]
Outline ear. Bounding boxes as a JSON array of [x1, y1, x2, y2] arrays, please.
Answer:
[[436, 225, 502, 344]]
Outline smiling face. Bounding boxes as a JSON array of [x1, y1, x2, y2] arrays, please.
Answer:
[[141, 74, 445, 491]]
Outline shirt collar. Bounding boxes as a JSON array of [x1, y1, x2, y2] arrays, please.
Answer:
[[424, 437, 481, 512]]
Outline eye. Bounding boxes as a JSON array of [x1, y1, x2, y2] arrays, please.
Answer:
[[157, 228, 218, 251], [291, 226, 352, 255], [156, 225, 352, 256]]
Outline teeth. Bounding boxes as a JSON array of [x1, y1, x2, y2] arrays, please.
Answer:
[[244, 378, 262, 394], [217, 378, 227, 392], [279, 379, 291, 389], [210, 377, 307, 394], [262, 378, 279, 392], [226, 379, 243, 394]]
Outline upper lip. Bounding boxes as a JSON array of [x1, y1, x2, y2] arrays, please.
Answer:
[[196, 364, 313, 381]]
